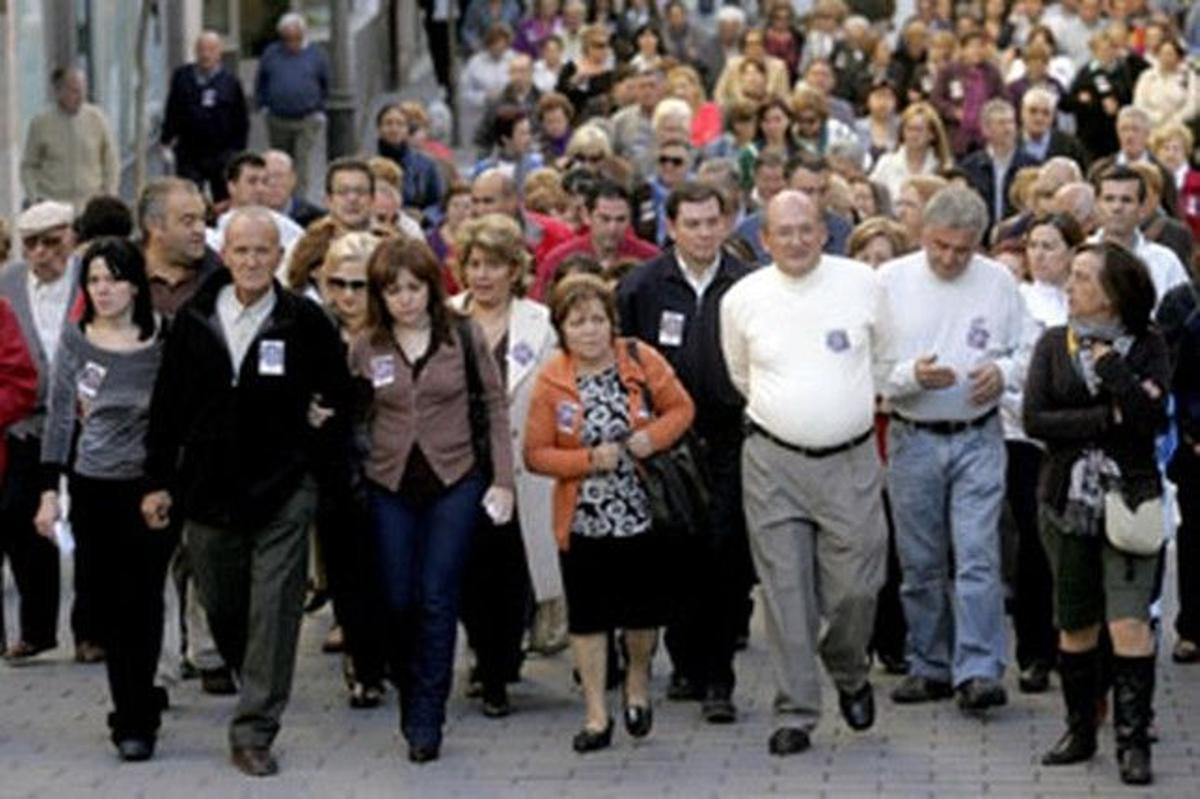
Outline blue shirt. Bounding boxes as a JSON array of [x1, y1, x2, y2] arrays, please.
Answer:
[[254, 42, 329, 118]]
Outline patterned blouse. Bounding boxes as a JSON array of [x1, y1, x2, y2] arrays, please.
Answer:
[[569, 365, 651, 539]]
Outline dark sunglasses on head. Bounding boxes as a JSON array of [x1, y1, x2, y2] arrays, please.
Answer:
[[23, 232, 65, 250], [327, 277, 368, 292], [659, 156, 687, 167]]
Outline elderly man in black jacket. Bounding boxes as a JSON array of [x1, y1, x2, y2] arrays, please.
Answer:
[[161, 31, 249, 203], [141, 207, 350, 778], [617, 182, 755, 724]]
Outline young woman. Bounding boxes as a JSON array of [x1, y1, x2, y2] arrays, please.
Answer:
[[524, 274, 693, 753], [34, 238, 169, 762], [350, 237, 515, 763], [1024, 242, 1169, 786], [869, 102, 952, 203]]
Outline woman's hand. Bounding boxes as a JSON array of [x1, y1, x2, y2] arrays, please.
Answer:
[[1090, 340, 1113, 361], [590, 443, 621, 472], [33, 491, 59, 539], [482, 486, 515, 526], [627, 430, 655, 459]]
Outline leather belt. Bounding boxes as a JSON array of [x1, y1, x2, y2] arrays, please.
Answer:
[[890, 407, 998, 435], [747, 421, 873, 459]]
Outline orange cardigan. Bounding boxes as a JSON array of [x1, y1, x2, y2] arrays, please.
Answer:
[[523, 338, 695, 551]]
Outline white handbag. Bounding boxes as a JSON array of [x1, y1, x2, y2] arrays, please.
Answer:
[[1104, 492, 1165, 556]]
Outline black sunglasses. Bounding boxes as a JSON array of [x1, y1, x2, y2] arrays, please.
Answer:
[[658, 156, 687, 167], [327, 277, 368, 292]]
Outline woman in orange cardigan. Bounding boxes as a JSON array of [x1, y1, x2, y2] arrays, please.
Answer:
[[524, 274, 694, 754]]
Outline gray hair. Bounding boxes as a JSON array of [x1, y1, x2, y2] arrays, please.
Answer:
[[1022, 86, 1059, 112], [225, 206, 282, 247], [827, 138, 866, 169], [263, 149, 294, 171], [980, 97, 1016, 125], [922, 185, 990, 242], [717, 5, 746, 26], [277, 12, 306, 34], [138, 177, 202, 233], [1117, 105, 1151, 129], [1040, 155, 1082, 184]]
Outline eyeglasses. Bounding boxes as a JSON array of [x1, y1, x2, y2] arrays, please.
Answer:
[[327, 277, 368, 292], [23, 232, 65, 251], [658, 156, 687, 167]]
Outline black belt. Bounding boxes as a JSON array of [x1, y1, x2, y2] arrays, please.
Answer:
[[890, 407, 998, 435], [747, 421, 873, 459]]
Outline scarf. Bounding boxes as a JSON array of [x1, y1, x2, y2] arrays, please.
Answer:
[[1066, 318, 1133, 396]]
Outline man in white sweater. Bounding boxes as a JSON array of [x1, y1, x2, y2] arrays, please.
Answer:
[[720, 190, 886, 756], [876, 185, 1029, 713]]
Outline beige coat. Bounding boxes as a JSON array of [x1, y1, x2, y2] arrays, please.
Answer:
[[20, 103, 120, 210], [1133, 66, 1200, 129], [451, 294, 562, 600]]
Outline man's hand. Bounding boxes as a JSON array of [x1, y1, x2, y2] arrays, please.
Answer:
[[141, 491, 173, 530], [915, 355, 957, 389], [968, 362, 1004, 405]]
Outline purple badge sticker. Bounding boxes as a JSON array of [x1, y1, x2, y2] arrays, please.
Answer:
[[826, 329, 850, 353], [967, 317, 990, 350]]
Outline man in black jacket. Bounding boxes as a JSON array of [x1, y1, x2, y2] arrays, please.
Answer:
[[960, 98, 1041, 233], [617, 182, 755, 724], [161, 32, 249, 203], [1018, 87, 1091, 171], [141, 208, 350, 778]]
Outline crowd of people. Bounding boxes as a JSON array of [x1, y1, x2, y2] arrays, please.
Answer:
[[1, 0, 1199, 790]]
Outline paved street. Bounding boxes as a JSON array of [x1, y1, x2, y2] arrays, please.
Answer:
[[2, 544, 1199, 799]]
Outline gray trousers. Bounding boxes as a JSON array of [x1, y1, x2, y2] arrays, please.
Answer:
[[186, 478, 316, 749], [265, 112, 322, 197], [742, 432, 886, 731]]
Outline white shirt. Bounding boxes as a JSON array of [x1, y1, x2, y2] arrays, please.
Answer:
[[876, 250, 1030, 422], [869, 149, 941, 204], [1090, 229, 1190, 305], [26, 266, 74, 366], [1002, 280, 1068, 441], [675, 253, 720, 305], [720, 255, 880, 448], [216, 284, 277, 378]]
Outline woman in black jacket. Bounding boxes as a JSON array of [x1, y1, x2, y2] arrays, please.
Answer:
[[1023, 241, 1169, 786]]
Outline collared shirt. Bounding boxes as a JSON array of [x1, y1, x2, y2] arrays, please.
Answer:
[[216, 284, 276, 377], [26, 267, 73, 365], [675, 252, 720, 305], [1090, 228, 1190, 304]]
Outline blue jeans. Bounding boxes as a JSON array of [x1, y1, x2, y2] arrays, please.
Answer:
[[887, 418, 1008, 685], [368, 473, 486, 748]]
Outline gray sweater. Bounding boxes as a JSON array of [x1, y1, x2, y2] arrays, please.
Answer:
[[41, 323, 164, 484]]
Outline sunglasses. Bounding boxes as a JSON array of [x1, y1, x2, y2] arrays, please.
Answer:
[[23, 232, 65, 250], [658, 156, 687, 167], [327, 277, 368, 292]]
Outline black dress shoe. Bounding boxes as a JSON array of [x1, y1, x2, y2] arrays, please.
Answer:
[[666, 673, 704, 701], [231, 746, 278, 777], [876, 651, 909, 675], [891, 675, 953, 704], [956, 677, 1008, 711], [349, 681, 383, 709], [701, 688, 737, 724], [624, 703, 653, 738], [116, 737, 155, 762], [408, 743, 441, 764], [1041, 728, 1097, 766], [572, 719, 614, 753], [839, 682, 875, 731], [481, 684, 512, 718], [201, 667, 237, 695], [1018, 661, 1052, 694], [768, 727, 811, 756]]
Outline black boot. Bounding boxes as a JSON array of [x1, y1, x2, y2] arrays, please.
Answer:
[[1112, 654, 1156, 786], [1042, 649, 1098, 766]]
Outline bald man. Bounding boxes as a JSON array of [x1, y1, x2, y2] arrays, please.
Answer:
[[162, 31, 249, 203], [721, 190, 887, 755], [143, 207, 350, 777]]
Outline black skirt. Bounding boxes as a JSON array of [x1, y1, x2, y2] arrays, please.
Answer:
[[559, 532, 667, 634]]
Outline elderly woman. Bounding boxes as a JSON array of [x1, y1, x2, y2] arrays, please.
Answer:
[[868, 102, 952, 203], [350, 238, 515, 763], [1150, 122, 1200, 239], [450, 215, 562, 717], [1024, 242, 1170, 786], [524, 274, 694, 753], [1133, 38, 1200, 130]]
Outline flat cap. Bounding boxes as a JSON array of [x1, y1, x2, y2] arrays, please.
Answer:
[[16, 201, 74, 236]]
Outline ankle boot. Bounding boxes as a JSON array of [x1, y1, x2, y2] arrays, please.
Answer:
[[1042, 649, 1099, 766], [1112, 654, 1156, 786]]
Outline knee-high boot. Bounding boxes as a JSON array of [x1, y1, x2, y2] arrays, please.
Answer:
[[1041, 648, 1099, 766], [1112, 654, 1155, 785]]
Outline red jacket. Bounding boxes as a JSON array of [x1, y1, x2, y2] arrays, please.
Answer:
[[0, 299, 38, 481], [1178, 168, 1200, 252], [531, 230, 661, 300]]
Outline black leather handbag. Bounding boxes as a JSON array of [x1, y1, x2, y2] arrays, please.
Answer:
[[625, 340, 711, 538]]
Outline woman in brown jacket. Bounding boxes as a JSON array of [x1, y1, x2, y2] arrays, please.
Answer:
[[348, 237, 514, 764], [524, 274, 694, 753]]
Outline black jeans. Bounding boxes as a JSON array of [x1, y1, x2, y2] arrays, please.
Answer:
[[0, 435, 60, 650], [460, 517, 532, 690], [1171, 450, 1200, 641], [870, 490, 908, 662], [664, 430, 755, 694], [1006, 440, 1056, 668], [69, 474, 177, 742]]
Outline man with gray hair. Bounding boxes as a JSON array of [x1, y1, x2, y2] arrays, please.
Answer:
[[1051, 181, 1099, 232], [1087, 106, 1179, 218], [991, 156, 1082, 244], [1019, 86, 1090, 168], [254, 13, 330, 197], [142, 206, 350, 777], [876, 186, 1030, 713], [961, 98, 1039, 230]]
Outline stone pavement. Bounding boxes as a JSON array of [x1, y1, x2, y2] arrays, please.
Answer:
[[2, 545, 1199, 799]]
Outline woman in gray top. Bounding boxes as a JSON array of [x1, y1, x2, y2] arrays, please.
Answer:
[[33, 237, 171, 763]]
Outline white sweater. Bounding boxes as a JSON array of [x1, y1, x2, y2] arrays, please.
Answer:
[[720, 256, 880, 449]]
